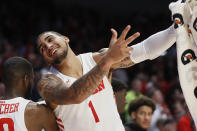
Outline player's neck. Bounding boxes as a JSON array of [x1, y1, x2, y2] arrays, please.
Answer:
[[54, 51, 83, 78], [3, 88, 25, 100], [2, 93, 19, 100]]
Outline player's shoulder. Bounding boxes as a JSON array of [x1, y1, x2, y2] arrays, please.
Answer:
[[26, 101, 51, 115], [25, 102, 54, 127], [24, 101, 57, 130], [78, 52, 99, 63], [77, 52, 94, 57], [25, 102, 54, 123]]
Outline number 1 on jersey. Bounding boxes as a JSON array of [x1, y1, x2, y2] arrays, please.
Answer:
[[88, 101, 100, 123]]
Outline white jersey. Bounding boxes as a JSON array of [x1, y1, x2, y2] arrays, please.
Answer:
[[49, 53, 125, 131], [0, 97, 30, 131]]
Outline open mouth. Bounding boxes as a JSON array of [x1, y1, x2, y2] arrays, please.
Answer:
[[51, 48, 57, 55], [49, 47, 58, 57]]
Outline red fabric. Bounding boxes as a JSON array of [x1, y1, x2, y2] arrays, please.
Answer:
[[160, 80, 173, 95], [177, 115, 193, 131], [141, 82, 147, 94]]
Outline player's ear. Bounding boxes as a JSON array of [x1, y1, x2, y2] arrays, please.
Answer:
[[63, 36, 70, 43], [24, 74, 29, 89]]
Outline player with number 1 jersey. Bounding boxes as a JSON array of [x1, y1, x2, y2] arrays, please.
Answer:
[[37, 25, 139, 131], [50, 53, 125, 131], [37, 23, 176, 131]]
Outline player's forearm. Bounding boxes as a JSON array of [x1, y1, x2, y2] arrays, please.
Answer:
[[40, 56, 112, 105], [130, 25, 176, 63], [110, 26, 176, 69], [95, 49, 136, 69], [68, 56, 111, 104]]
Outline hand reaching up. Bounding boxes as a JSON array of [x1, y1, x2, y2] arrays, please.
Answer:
[[104, 25, 140, 66]]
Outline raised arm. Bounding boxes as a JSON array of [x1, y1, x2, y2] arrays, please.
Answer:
[[25, 102, 59, 131], [37, 25, 140, 105], [93, 25, 176, 69]]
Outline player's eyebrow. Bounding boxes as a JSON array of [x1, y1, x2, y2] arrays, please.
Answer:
[[37, 35, 52, 51], [44, 35, 52, 41]]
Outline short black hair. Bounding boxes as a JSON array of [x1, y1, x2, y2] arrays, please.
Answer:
[[128, 96, 155, 115], [2, 57, 33, 87], [111, 78, 128, 92], [38, 31, 62, 39]]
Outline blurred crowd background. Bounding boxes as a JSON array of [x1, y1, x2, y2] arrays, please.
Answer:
[[0, 0, 194, 130]]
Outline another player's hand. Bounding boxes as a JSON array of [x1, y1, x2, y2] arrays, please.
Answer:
[[105, 25, 140, 65], [37, 74, 64, 94]]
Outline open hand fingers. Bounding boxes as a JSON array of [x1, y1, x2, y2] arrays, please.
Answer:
[[40, 74, 62, 86], [43, 74, 60, 80], [118, 25, 131, 41], [38, 79, 49, 88], [43, 74, 55, 78], [126, 46, 133, 52], [124, 32, 140, 46], [109, 28, 118, 46]]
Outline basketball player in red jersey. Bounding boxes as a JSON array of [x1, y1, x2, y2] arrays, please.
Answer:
[[0, 57, 59, 131]]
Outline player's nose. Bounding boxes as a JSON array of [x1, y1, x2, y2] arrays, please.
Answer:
[[46, 42, 53, 49]]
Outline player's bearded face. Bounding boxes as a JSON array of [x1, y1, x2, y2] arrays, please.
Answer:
[[38, 33, 69, 65], [52, 49, 67, 64]]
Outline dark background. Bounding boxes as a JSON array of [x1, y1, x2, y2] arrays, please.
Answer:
[[0, 0, 179, 101]]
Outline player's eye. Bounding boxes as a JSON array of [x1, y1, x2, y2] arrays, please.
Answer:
[[48, 37, 54, 42]]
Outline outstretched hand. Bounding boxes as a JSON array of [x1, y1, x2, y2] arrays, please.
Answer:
[[105, 25, 140, 65], [37, 74, 64, 95]]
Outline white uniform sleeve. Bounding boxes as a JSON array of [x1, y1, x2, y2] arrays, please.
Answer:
[[130, 25, 176, 63]]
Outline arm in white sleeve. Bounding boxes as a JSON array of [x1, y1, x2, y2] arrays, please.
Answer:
[[130, 25, 176, 63]]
